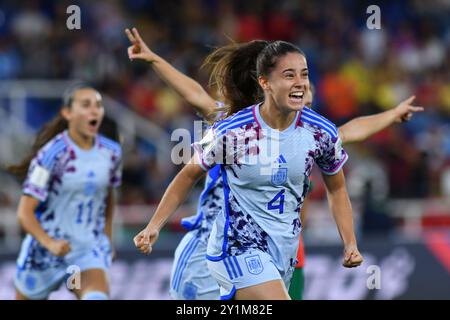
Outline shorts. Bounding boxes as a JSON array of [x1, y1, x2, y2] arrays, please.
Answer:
[[169, 231, 220, 300], [206, 249, 293, 300], [14, 234, 112, 300]]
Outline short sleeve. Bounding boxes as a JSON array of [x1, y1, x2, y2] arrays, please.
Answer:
[[22, 141, 65, 202], [110, 148, 122, 188], [316, 135, 348, 175], [192, 127, 220, 171]]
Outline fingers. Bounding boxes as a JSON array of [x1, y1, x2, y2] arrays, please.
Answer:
[[136, 237, 152, 254], [401, 113, 413, 122], [132, 27, 144, 43], [403, 95, 416, 104], [55, 240, 71, 256], [409, 106, 424, 112], [344, 252, 351, 263], [343, 249, 363, 268], [139, 244, 152, 255], [134, 230, 153, 255], [133, 232, 144, 247], [127, 46, 134, 60], [125, 28, 136, 44], [64, 241, 71, 252]]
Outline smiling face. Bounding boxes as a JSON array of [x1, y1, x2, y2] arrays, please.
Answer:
[[258, 52, 309, 113], [61, 88, 105, 140]]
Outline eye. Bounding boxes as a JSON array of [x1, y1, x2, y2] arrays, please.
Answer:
[[285, 73, 294, 79]]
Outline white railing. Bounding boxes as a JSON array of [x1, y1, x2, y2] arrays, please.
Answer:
[[0, 80, 172, 165]]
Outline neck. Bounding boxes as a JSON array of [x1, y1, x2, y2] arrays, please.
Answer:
[[260, 99, 296, 131], [67, 128, 94, 150]]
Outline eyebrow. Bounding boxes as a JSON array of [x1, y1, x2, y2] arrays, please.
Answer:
[[74, 98, 102, 104], [282, 68, 308, 73]]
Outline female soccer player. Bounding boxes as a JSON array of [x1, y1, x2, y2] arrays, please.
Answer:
[[133, 39, 363, 300], [8, 84, 122, 300], [126, 27, 423, 300]]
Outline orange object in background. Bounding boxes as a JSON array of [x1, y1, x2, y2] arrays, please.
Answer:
[[295, 234, 305, 268]]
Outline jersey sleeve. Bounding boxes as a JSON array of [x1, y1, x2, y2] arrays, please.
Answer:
[[315, 132, 348, 175], [192, 127, 220, 171], [110, 147, 122, 188], [22, 142, 64, 202]]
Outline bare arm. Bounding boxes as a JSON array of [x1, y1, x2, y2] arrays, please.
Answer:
[[126, 28, 217, 122], [322, 170, 363, 268], [338, 96, 424, 144], [133, 157, 206, 254], [104, 188, 115, 244], [18, 195, 71, 256]]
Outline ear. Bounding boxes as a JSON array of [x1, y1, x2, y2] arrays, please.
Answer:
[[60, 106, 71, 121], [258, 76, 270, 91]]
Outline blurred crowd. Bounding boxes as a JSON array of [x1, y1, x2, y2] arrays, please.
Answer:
[[1, 0, 449, 206]]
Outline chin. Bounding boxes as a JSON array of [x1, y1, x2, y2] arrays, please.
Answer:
[[84, 130, 98, 139], [287, 103, 304, 112]]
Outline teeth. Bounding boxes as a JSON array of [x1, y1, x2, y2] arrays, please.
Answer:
[[289, 92, 304, 98]]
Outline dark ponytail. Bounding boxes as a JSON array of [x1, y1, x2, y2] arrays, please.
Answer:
[[7, 114, 68, 179], [203, 40, 269, 116], [203, 40, 305, 117]]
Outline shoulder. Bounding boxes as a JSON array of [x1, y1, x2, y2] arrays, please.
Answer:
[[37, 132, 70, 168], [213, 104, 257, 136], [98, 134, 122, 157], [299, 107, 339, 140]]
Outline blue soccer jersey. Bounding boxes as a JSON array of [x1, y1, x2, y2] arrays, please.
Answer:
[[193, 103, 347, 277]]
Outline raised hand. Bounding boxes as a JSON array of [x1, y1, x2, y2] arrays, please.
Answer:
[[393, 95, 424, 123], [125, 27, 158, 63]]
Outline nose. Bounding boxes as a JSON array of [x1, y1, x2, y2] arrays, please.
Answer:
[[91, 108, 99, 117], [293, 77, 307, 89], [90, 103, 102, 116]]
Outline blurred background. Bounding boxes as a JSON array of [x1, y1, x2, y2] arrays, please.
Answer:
[[0, 0, 449, 299]]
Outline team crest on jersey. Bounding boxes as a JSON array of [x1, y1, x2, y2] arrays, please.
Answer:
[[182, 282, 198, 300], [245, 255, 264, 275], [271, 155, 288, 185], [271, 168, 287, 186], [84, 171, 97, 196]]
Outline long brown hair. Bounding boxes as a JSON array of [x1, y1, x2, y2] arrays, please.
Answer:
[[203, 40, 305, 116], [7, 83, 94, 179], [7, 115, 68, 179]]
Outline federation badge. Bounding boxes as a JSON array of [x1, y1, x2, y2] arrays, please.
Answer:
[[271, 167, 287, 186], [245, 255, 264, 275]]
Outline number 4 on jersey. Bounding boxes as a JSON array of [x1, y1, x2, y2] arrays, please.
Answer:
[[267, 189, 285, 214]]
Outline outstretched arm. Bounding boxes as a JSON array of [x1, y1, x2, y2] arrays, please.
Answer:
[[338, 96, 424, 144], [133, 156, 205, 255], [322, 170, 363, 268], [125, 28, 217, 122]]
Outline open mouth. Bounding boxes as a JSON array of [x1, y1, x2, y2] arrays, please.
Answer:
[[88, 119, 98, 128], [288, 91, 304, 103]]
